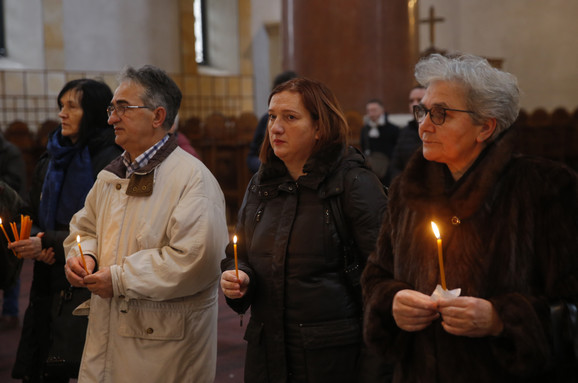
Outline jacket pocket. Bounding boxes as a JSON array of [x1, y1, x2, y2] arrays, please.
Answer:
[[118, 303, 185, 341], [300, 317, 361, 349], [243, 316, 264, 344]]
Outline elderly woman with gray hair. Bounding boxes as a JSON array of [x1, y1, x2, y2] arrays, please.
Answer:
[[362, 54, 578, 382]]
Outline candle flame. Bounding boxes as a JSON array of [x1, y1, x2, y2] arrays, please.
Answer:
[[431, 221, 441, 239], [233, 235, 237, 244], [0, 218, 3, 224], [76, 235, 81, 243]]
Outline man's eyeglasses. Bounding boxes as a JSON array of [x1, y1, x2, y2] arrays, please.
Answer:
[[107, 105, 150, 118], [413, 104, 475, 125]]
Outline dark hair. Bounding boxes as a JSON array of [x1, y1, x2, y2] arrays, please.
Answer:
[[259, 77, 349, 165], [57, 79, 113, 147], [118, 65, 182, 130], [272, 71, 298, 89], [366, 98, 384, 107]]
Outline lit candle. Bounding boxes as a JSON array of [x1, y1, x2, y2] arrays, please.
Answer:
[[430, 221, 447, 290], [0, 218, 11, 244], [233, 235, 239, 281], [76, 235, 89, 274]]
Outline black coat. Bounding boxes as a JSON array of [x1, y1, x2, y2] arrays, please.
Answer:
[[360, 117, 400, 186], [0, 133, 26, 195], [362, 129, 578, 383], [12, 127, 121, 381], [222, 144, 388, 383], [389, 119, 421, 180]]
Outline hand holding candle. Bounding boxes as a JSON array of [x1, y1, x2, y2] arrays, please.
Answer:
[[76, 235, 89, 274], [233, 235, 239, 281], [430, 221, 447, 290]]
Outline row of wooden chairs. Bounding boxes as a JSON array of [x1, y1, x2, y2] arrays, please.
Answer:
[[5, 106, 578, 157], [3, 119, 60, 153], [179, 112, 258, 144], [3, 106, 578, 205]]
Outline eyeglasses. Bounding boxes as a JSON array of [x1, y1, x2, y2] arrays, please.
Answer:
[[413, 104, 475, 125], [107, 104, 150, 118]]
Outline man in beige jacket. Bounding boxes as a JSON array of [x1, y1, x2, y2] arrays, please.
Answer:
[[64, 65, 228, 382]]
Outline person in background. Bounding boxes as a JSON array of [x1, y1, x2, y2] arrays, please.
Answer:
[[221, 78, 388, 382], [10, 79, 122, 382], [64, 65, 228, 382], [362, 53, 578, 382], [389, 85, 426, 179], [246, 70, 298, 174], [169, 114, 201, 160], [0, 131, 26, 331], [359, 98, 399, 186]]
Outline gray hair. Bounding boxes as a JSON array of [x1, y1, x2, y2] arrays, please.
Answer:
[[415, 54, 519, 137], [118, 65, 182, 130]]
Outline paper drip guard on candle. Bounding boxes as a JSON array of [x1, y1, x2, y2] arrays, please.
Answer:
[[431, 284, 461, 300]]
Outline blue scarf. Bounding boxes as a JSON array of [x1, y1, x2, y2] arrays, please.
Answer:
[[38, 130, 94, 230]]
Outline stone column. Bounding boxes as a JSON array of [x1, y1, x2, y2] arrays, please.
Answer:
[[179, 0, 198, 74], [282, 0, 418, 114], [43, 0, 64, 70]]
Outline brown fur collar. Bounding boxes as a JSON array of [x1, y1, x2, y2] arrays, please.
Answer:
[[397, 129, 516, 220]]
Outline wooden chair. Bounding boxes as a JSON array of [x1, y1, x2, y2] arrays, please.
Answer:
[[551, 107, 571, 128], [235, 112, 258, 143], [204, 112, 228, 141], [4, 120, 37, 191], [180, 116, 203, 145], [36, 119, 59, 150], [4, 120, 35, 151], [527, 108, 550, 128]]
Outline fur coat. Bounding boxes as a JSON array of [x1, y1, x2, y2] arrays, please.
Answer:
[[362, 129, 578, 383]]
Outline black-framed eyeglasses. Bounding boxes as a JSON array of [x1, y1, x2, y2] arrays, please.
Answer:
[[413, 104, 475, 125], [107, 104, 150, 118]]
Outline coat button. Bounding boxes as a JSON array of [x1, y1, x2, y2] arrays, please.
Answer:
[[116, 184, 122, 190], [263, 191, 269, 197], [146, 328, 154, 334], [451, 216, 461, 225]]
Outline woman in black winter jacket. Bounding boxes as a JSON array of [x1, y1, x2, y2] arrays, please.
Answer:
[[10, 79, 121, 382], [221, 78, 388, 383]]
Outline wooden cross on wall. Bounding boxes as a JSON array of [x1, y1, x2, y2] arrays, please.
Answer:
[[420, 6, 445, 48]]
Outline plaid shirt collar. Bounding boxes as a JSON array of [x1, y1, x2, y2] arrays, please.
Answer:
[[122, 134, 170, 178]]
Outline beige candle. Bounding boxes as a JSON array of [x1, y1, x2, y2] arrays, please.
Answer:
[[76, 235, 89, 274], [430, 221, 447, 290], [233, 235, 239, 280]]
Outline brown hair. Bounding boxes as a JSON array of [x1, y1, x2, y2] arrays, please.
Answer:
[[259, 77, 349, 165]]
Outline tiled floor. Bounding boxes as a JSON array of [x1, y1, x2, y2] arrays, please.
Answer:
[[0, 260, 246, 382]]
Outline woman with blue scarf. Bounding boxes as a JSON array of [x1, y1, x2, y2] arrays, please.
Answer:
[[10, 79, 122, 383]]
